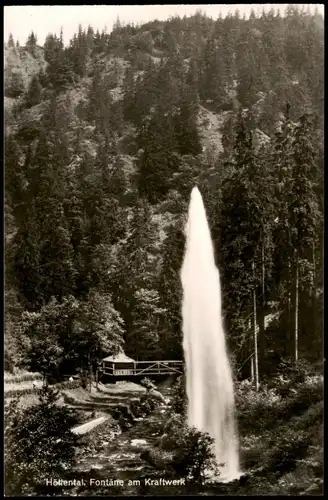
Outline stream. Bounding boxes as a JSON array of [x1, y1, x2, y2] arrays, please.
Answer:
[[71, 386, 173, 496]]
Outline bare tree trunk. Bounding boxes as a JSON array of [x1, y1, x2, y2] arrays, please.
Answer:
[[312, 240, 317, 337], [252, 260, 259, 391], [248, 317, 254, 382], [287, 226, 292, 358], [250, 354, 254, 383], [88, 351, 92, 392], [258, 237, 265, 375], [287, 256, 292, 357], [294, 250, 299, 363]]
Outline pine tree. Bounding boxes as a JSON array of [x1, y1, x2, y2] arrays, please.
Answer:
[[26, 31, 37, 56], [93, 29, 102, 53], [271, 106, 295, 357], [173, 100, 202, 156], [137, 112, 180, 204], [5, 134, 24, 213], [186, 59, 199, 108], [107, 197, 157, 358], [70, 25, 88, 78], [4, 10, 324, 377], [289, 113, 321, 361], [236, 26, 267, 107], [220, 114, 272, 379], [5, 71, 25, 98], [157, 221, 185, 359], [122, 65, 136, 122], [129, 288, 165, 360], [133, 58, 158, 123], [44, 34, 75, 92], [26, 75, 42, 107], [200, 35, 229, 108], [8, 33, 15, 48], [10, 130, 76, 308]]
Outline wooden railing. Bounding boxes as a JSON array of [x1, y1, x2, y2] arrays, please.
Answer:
[[101, 360, 183, 377]]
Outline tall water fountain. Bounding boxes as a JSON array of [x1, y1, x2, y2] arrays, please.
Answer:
[[180, 186, 240, 482]]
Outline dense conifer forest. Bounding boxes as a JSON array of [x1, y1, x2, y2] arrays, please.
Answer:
[[5, 6, 323, 377], [4, 6, 324, 495]]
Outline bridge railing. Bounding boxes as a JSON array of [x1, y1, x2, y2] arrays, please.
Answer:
[[101, 360, 183, 377]]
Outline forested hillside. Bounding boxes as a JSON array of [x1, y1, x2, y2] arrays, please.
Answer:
[[4, 6, 324, 382]]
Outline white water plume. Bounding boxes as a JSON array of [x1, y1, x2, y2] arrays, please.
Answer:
[[180, 186, 240, 482]]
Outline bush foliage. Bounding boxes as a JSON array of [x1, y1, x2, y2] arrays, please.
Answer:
[[171, 426, 217, 483], [5, 387, 80, 496]]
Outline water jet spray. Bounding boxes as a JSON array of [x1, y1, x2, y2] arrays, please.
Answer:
[[180, 186, 240, 482]]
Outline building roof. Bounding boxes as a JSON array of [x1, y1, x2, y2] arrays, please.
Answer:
[[102, 352, 135, 363]]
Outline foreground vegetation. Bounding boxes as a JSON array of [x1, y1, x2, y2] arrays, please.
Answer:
[[139, 362, 323, 495], [4, 360, 323, 496], [4, 380, 166, 496], [5, 387, 80, 496]]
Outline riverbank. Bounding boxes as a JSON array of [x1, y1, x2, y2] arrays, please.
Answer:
[[4, 375, 148, 427], [59, 380, 174, 496]]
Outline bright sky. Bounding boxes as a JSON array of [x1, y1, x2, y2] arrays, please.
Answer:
[[4, 4, 324, 47]]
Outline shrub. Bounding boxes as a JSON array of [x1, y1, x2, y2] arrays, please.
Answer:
[[235, 381, 281, 433], [140, 377, 156, 390], [218, 99, 235, 112], [5, 387, 80, 496], [163, 412, 185, 435], [4, 351, 15, 373], [144, 422, 218, 485], [158, 432, 177, 450], [276, 357, 314, 384], [171, 426, 218, 484], [293, 400, 323, 431], [235, 373, 323, 435], [55, 379, 81, 391], [279, 381, 323, 418], [240, 387, 323, 478], [140, 392, 161, 411], [170, 375, 187, 416], [156, 413, 218, 483], [78, 369, 89, 389], [5, 70, 25, 98], [130, 391, 161, 419], [266, 429, 310, 475]]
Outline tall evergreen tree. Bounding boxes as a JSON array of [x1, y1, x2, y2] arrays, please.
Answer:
[[173, 100, 202, 156], [220, 114, 272, 379], [26, 31, 37, 55], [26, 75, 42, 108], [7, 33, 15, 48], [271, 107, 295, 357], [289, 113, 321, 361], [137, 112, 180, 204], [157, 221, 185, 359]]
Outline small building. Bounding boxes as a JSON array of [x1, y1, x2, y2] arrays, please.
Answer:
[[102, 352, 136, 376]]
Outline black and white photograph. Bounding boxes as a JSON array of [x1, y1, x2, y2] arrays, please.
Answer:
[[4, 3, 324, 496]]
